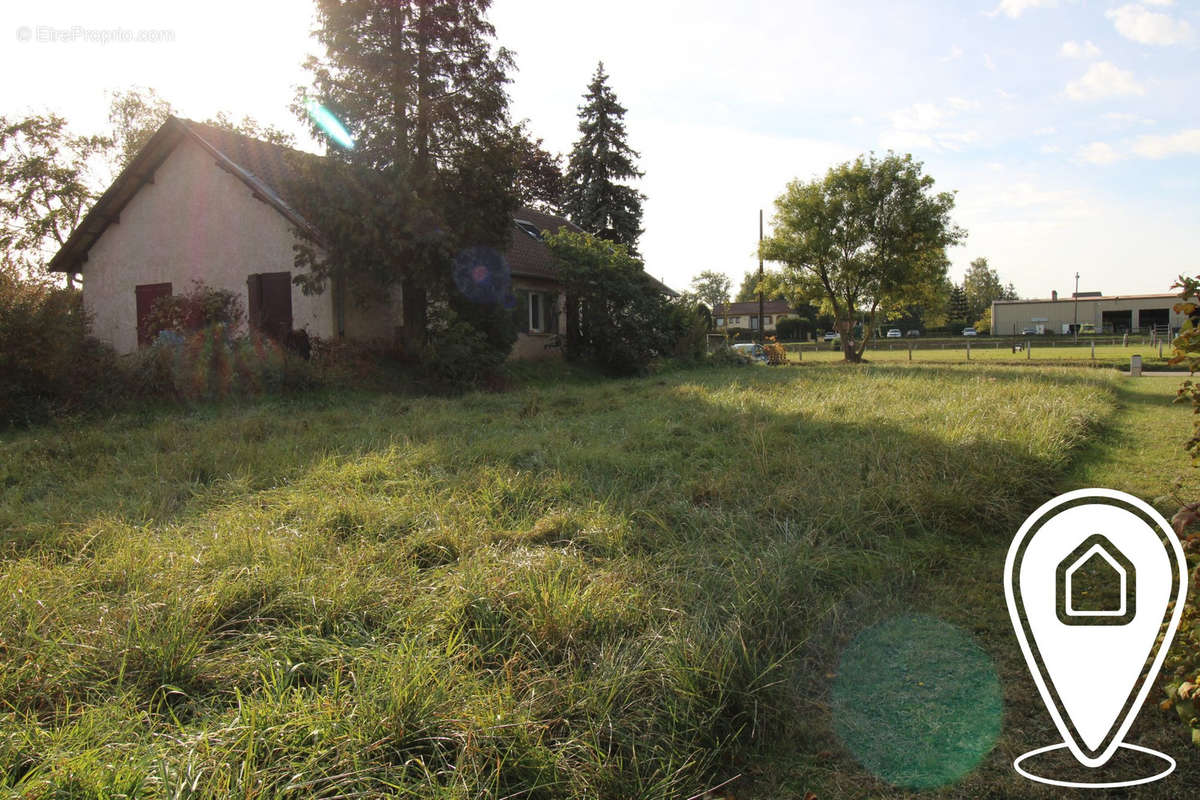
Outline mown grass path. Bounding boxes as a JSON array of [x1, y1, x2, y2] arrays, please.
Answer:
[[752, 375, 1200, 799]]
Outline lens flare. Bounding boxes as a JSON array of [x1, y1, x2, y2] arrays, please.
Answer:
[[830, 614, 1002, 790], [304, 99, 355, 150], [453, 246, 512, 305]]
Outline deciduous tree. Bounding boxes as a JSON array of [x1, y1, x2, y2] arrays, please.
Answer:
[[760, 153, 964, 362], [512, 124, 563, 213], [689, 269, 731, 313], [545, 229, 675, 373], [0, 114, 105, 283]]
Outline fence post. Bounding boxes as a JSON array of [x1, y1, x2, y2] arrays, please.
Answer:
[[1027, 340, 1031, 360], [908, 346, 912, 362], [967, 340, 971, 361], [1091, 339, 1095, 363]]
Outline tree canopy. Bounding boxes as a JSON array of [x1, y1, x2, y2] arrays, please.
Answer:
[[962, 256, 1017, 323], [512, 124, 564, 214], [760, 152, 964, 362], [0, 115, 105, 282], [689, 270, 731, 312], [292, 0, 520, 353], [563, 63, 644, 252], [545, 229, 681, 373]]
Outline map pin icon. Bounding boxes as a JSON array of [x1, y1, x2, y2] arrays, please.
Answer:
[[1004, 488, 1189, 787]]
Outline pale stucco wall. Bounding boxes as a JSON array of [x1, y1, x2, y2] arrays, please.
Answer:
[[80, 137, 335, 355], [509, 278, 564, 360]]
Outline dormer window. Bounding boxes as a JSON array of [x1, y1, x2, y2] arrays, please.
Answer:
[[514, 219, 542, 240]]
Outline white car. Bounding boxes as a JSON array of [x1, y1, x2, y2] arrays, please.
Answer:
[[962, 328, 978, 336], [823, 331, 840, 342], [886, 328, 902, 338], [731, 342, 766, 362]]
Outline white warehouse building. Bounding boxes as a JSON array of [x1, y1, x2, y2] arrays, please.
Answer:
[[991, 291, 1186, 337]]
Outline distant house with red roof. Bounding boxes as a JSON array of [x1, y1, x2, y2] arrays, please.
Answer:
[[712, 300, 792, 332]]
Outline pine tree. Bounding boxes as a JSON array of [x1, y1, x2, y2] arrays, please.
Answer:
[[949, 284, 970, 323], [294, 0, 519, 351], [563, 62, 644, 252]]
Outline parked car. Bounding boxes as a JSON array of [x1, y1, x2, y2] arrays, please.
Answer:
[[905, 329, 921, 337], [962, 327, 978, 336], [1020, 327, 1038, 336], [732, 342, 766, 362], [823, 331, 840, 342], [886, 328, 902, 338]]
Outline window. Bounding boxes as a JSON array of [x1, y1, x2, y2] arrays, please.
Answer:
[[529, 292, 544, 332], [135, 283, 172, 346], [514, 219, 542, 240], [750, 317, 760, 330], [521, 291, 555, 334], [715, 317, 725, 327]]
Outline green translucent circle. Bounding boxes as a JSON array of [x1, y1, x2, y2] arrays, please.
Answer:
[[830, 614, 1003, 790]]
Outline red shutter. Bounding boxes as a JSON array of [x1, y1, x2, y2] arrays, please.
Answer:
[[135, 283, 172, 346]]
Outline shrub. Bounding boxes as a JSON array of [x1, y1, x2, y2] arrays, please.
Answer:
[[0, 271, 121, 426], [142, 281, 245, 340], [666, 299, 709, 361], [421, 308, 512, 390], [774, 316, 806, 341], [544, 230, 679, 375], [1165, 273, 1200, 747]]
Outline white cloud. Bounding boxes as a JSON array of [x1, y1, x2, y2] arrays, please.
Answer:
[[1132, 129, 1200, 158], [879, 130, 935, 151], [1077, 141, 1123, 164], [937, 131, 981, 151], [1103, 111, 1156, 125], [983, 54, 998, 71], [1106, 4, 1193, 46], [1040, 144, 1063, 154], [1060, 40, 1101, 58], [881, 101, 981, 152], [1034, 126, 1057, 135], [850, 115, 865, 126], [1065, 61, 1145, 101], [1143, 0, 1174, 5], [941, 45, 965, 62], [889, 103, 947, 132], [989, 0, 1056, 18]]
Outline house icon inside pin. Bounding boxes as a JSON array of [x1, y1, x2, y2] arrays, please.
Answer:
[[1055, 533, 1136, 626]]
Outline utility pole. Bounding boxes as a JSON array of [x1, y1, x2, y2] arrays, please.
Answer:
[[758, 209, 764, 343], [1073, 272, 1080, 345]]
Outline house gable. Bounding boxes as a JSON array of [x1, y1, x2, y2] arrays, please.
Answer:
[[76, 135, 333, 354]]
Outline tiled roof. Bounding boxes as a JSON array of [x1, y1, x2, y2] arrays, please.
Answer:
[[714, 300, 792, 315], [50, 117, 579, 282]]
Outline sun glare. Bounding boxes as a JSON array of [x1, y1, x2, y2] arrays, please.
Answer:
[[303, 98, 355, 149]]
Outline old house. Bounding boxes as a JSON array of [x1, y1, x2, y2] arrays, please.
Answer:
[[48, 117, 579, 359]]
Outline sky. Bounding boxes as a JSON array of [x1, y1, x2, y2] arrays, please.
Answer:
[[2, 0, 1197, 299]]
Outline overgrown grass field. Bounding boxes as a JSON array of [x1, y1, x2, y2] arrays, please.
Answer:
[[0, 364, 1188, 798]]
